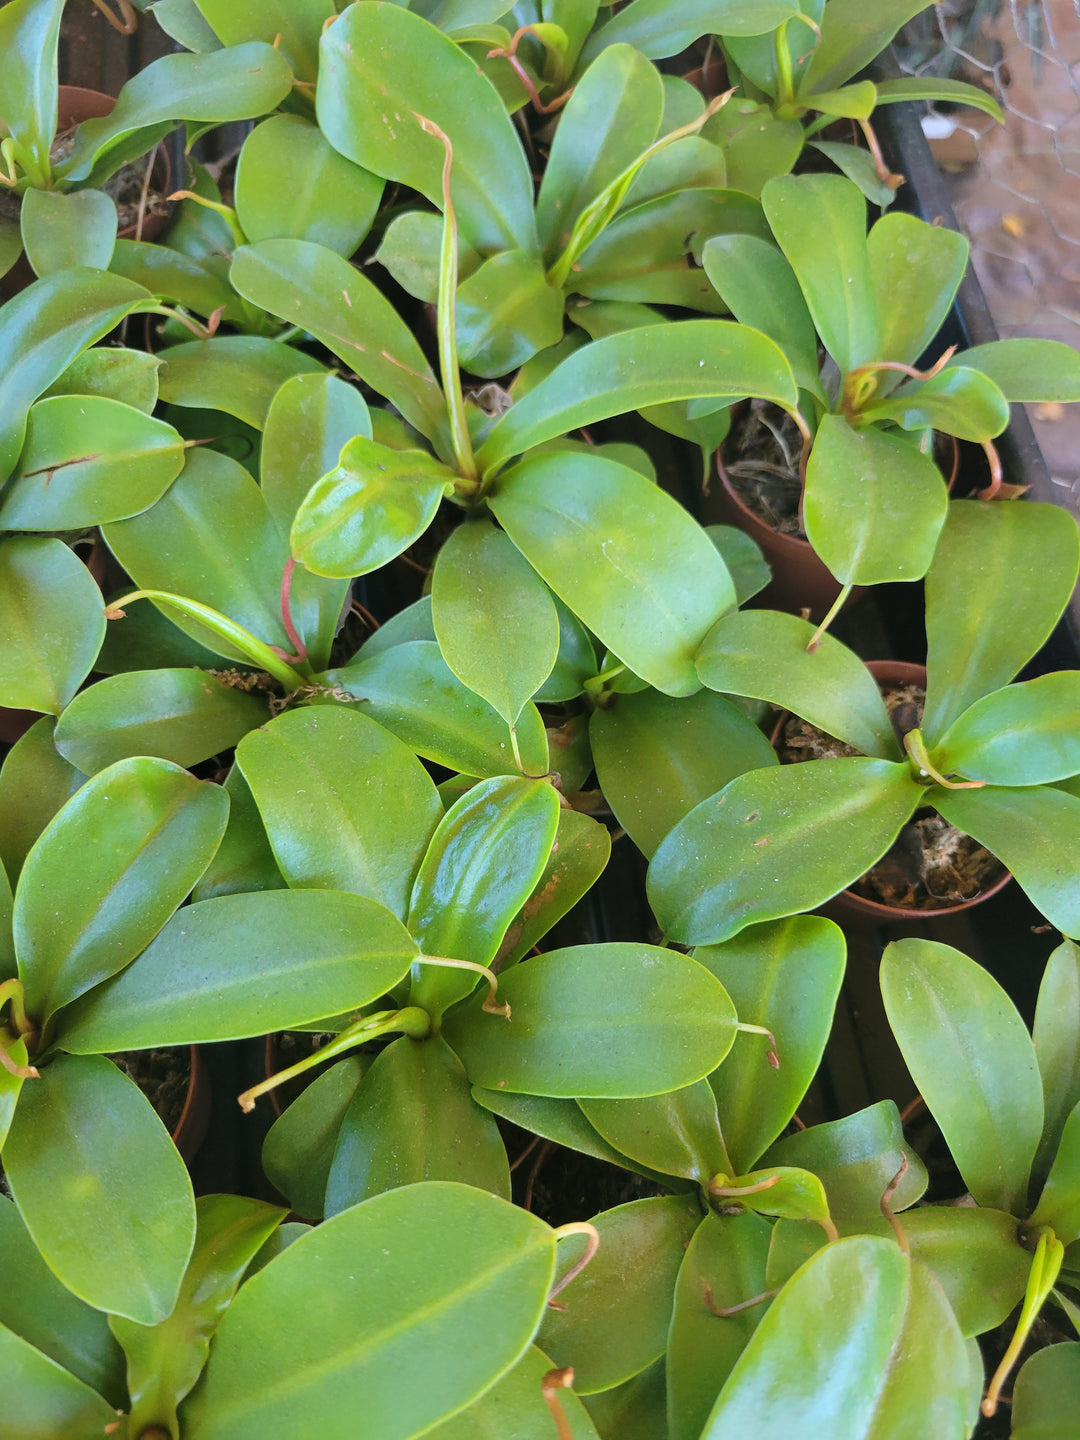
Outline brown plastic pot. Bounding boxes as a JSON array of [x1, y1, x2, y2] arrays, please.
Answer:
[[773, 659, 1012, 929], [172, 1045, 211, 1165]]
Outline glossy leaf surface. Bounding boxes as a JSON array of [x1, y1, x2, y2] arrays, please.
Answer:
[[581, 1082, 729, 1185], [1011, 1341, 1080, 1439], [648, 759, 922, 945], [237, 706, 441, 921], [936, 672, 1080, 786], [455, 250, 564, 378], [0, 0, 64, 180], [191, 764, 284, 903], [263, 1057, 368, 1220], [0, 538, 105, 715], [156, 337, 324, 430], [867, 211, 969, 368], [583, 0, 798, 60], [3, 1054, 195, 1323], [427, 1345, 600, 1440], [0, 717, 84, 888], [804, 0, 938, 92], [497, 809, 612, 968], [881, 938, 1043, 1212], [260, 372, 371, 539], [16, 757, 227, 1022], [20, 187, 116, 277], [43, 345, 160, 414], [182, 1183, 555, 1440], [192, 0, 331, 79], [0, 1321, 117, 1440], [443, 944, 738, 1097], [865, 365, 1010, 442], [954, 337, 1080, 403], [1035, 940, 1080, 1177], [56, 890, 418, 1051], [902, 1207, 1029, 1338]]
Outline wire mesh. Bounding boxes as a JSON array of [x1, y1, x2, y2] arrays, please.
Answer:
[[895, 1, 1080, 496]]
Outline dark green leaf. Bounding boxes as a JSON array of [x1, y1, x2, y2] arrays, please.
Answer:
[[1029, 1102, 1080, 1244], [1035, 940, 1080, 1179], [540, 1196, 702, 1393], [583, 0, 798, 61], [804, 0, 941, 92], [442, 944, 738, 1097], [696, 608, 899, 758], [325, 1035, 509, 1212], [496, 809, 612, 968], [0, 1321, 117, 1440], [455, 250, 565, 378], [0, 538, 104, 716], [0, 717, 84, 885], [375, 209, 480, 303], [591, 686, 777, 858], [903, 1207, 1030, 1338], [3, 1053, 195, 1323], [237, 705, 441, 920], [490, 450, 735, 696], [157, 337, 325, 430], [427, 1345, 600, 1440], [936, 673, 1080, 786], [42, 345, 161, 414], [1011, 1341, 1080, 1439], [881, 937, 1043, 1212], [192, 764, 284, 902], [15, 756, 227, 1022], [867, 210, 969, 367], [922, 499, 1080, 741], [20, 188, 116, 277], [535, 594, 598, 702], [181, 1182, 556, 1440], [951, 337, 1080, 403], [706, 525, 771, 605], [110, 238, 255, 331], [581, 1082, 728, 1185], [697, 917, 845, 1174], [263, 1057, 369, 1220], [55, 890, 418, 1051], [582, 1357, 667, 1440], [648, 759, 922, 946]]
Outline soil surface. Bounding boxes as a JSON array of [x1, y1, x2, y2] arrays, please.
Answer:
[[722, 402, 807, 537], [777, 680, 1007, 910], [109, 1046, 191, 1134]]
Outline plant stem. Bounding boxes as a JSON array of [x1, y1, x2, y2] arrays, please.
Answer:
[[982, 1229, 1065, 1416], [806, 584, 852, 651]]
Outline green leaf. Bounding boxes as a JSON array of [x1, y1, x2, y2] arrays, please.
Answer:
[[590, 686, 776, 858], [490, 450, 734, 697], [16, 756, 226, 1022], [113, 1193, 285, 1439], [192, 764, 284, 903], [0, 1321, 118, 1440], [42, 345, 161, 414], [702, 96, 803, 198], [263, 1057, 369, 1220], [324, 641, 550, 778], [881, 937, 1043, 1212], [804, 0, 940, 92], [582, 1358, 667, 1439], [863, 365, 1010, 441], [648, 759, 922, 946], [157, 337, 325, 430], [1035, 940, 1080, 1179], [235, 114, 383, 257], [0, 1196, 124, 1406], [804, 414, 949, 585], [192, 0, 331, 79], [581, 1082, 728, 1186], [706, 526, 770, 605], [316, 4, 537, 257], [583, 0, 799, 61], [375, 209, 480, 303], [867, 210, 969, 368], [935, 673, 1080, 786], [442, 944, 738, 1097], [0, 395, 184, 530], [455, 250, 565, 378], [903, 1207, 1030, 1338], [761, 173, 880, 375], [951, 337, 1080, 403], [407, 775, 560, 1016], [59, 44, 295, 186], [0, 268, 151, 482], [497, 808, 612, 967], [922, 499, 1080, 741], [667, 1212, 771, 1440], [934, 784, 1080, 943], [326, 1035, 509, 1212], [697, 917, 845, 1174], [54, 668, 267, 774], [231, 240, 451, 453], [0, 1033, 26, 1144], [873, 75, 1005, 123], [427, 1345, 600, 1440], [261, 372, 370, 537], [181, 1182, 556, 1440], [476, 320, 797, 475], [0, 538, 105, 716], [3, 1053, 195, 1323], [1011, 1341, 1080, 1440], [110, 238, 256, 332], [540, 1196, 702, 1393], [809, 140, 897, 208], [0, 0, 64, 181], [696, 608, 899, 759], [0, 717, 85, 886], [807, 81, 876, 120], [20, 188, 117, 277], [536, 594, 598, 702], [237, 705, 441, 920], [536, 44, 663, 259], [700, 1238, 969, 1438], [55, 890, 418, 1051], [1029, 1102, 1080, 1245], [432, 518, 559, 725], [702, 234, 821, 397]]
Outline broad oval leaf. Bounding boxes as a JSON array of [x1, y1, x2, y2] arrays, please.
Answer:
[[260, 372, 371, 539], [496, 808, 612, 968], [0, 537, 105, 716], [0, 1320, 118, 1440], [237, 706, 441, 921], [20, 187, 117, 277], [583, 0, 798, 61], [700, 1238, 969, 1439], [234, 114, 383, 257], [696, 608, 899, 759], [952, 337, 1080, 403], [1011, 1341, 1080, 1440], [323, 641, 550, 778], [539, 1195, 703, 1393], [156, 336, 325, 431], [476, 320, 797, 475], [191, 764, 284, 903], [3, 1053, 196, 1324], [581, 1082, 729, 1186], [442, 943, 738, 1097], [648, 759, 923, 946], [1035, 940, 1080, 1178], [42, 345, 161, 414], [697, 917, 846, 1174], [263, 1057, 369, 1221], [867, 210, 969, 368], [15, 756, 228, 1023], [881, 938, 1043, 1212], [0, 395, 184, 530], [864, 366, 1010, 442], [55, 890, 418, 1052], [902, 1207, 1030, 1338], [191, 0, 332, 80], [590, 685, 777, 858], [432, 517, 559, 725], [455, 250, 565, 378], [181, 1182, 556, 1440], [54, 668, 268, 774], [325, 1035, 510, 1213], [935, 672, 1080, 786], [427, 1344, 600, 1440], [490, 450, 734, 696], [0, 716, 84, 886]]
